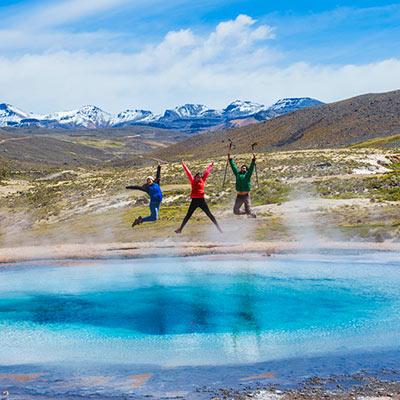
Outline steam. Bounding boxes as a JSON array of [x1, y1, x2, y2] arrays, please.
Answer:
[[0, 206, 124, 262], [205, 211, 257, 245], [280, 192, 321, 253], [0, 210, 33, 248], [202, 191, 258, 245], [280, 189, 344, 254]]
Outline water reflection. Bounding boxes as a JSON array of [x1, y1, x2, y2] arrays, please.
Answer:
[[0, 271, 394, 337], [0, 257, 399, 366]]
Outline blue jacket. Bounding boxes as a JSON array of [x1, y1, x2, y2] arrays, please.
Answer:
[[147, 182, 162, 202], [126, 165, 163, 202]]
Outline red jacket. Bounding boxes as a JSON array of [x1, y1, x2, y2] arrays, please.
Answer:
[[182, 162, 213, 198]]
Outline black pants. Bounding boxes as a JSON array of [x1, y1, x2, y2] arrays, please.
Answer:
[[179, 198, 219, 230]]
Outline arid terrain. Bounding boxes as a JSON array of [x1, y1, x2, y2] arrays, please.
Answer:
[[1, 146, 399, 261]]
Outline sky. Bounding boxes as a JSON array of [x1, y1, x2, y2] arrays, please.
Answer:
[[0, 0, 400, 114]]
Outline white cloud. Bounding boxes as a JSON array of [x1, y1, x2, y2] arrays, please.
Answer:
[[0, 15, 399, 115], [197, 15, 275, 65]]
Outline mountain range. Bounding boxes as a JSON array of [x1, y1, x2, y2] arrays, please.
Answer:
[[0, 98, 323, 133], [148, 89, 400, 161], [2, 90, 399, 166]]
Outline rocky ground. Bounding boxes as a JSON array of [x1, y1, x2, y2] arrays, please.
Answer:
[[210, 371, 400, 400]]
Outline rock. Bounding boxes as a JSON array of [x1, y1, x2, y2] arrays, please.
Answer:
[[314, 161, 332, 168], [378, 159, 390, 167]]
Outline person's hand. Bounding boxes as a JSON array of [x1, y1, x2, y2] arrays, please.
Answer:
[[227, 152, 230, 159], [181, 159, 184, 164], [211, 161, 214, 166], [158, 161, 162, 167], [252, 153, 256, 159]]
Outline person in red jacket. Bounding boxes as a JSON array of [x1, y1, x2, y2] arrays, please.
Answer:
[[175, 160, 222, 233]]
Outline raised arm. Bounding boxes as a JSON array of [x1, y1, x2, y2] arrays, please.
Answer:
[[182, 161, 193, 183], [247, 157, 256, 177], [229, 158, 238, 177], [155, 163, 161, 184], [202, 162, 213, 182]]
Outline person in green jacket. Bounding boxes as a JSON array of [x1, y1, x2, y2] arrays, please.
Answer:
[[228, 152, 257, 218]]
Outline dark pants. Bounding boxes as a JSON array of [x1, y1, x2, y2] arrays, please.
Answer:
[[179, 198, 219, 230], [233, 193, 256, 216]]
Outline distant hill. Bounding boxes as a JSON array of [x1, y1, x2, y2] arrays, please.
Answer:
[[0, 125, 188, 165], [145, 90, 400, 161], [0, 98, 323, 133]]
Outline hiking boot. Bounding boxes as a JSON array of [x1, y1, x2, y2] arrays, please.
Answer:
[[175, 228, 182, 234], [248, 213, 257, 218], [137, 216, 143, 225], [217, 225, 223, 233], [132, 218, 139, 228]]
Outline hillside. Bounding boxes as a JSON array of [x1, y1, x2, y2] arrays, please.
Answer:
[[0, 125, 188, 165], [146, 90, 400, 161]]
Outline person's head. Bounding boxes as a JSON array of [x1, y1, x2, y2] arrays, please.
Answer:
[[240, 165, 248, 174], [146, 176, 154, 185], [194, 172, 202, 182]]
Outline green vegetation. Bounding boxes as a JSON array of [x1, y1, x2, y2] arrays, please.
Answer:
[[315, 172, 400, 201], [71, 138, 126, 150], [251, 180, 290, 205], [348, 134, 400, 149]]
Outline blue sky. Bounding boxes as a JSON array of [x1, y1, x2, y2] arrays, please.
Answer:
[[1, 0, 400, 114]]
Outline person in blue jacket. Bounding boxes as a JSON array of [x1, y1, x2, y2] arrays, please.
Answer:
[[126, 162, 163, 227]]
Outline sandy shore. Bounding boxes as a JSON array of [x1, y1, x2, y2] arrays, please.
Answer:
[[1, 240, 400, 263]]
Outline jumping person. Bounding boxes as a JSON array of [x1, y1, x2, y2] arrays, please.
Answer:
[[175, 160, 222, 233], [126, 162, 163, 227], [228, 152, 257, 218]]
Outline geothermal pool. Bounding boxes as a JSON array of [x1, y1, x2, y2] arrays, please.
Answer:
[[0, 253, 399, 368]]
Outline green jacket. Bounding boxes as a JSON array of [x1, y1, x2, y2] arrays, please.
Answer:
[[229, 158, 255, 192]]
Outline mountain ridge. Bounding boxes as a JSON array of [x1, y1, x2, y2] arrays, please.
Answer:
[[0, 97, 323, 133]]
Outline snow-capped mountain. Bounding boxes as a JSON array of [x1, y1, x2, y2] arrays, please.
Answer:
[[42, 105, 114, 129], [253, 97, 324, 121], [112, 109, 158, 126], [0, 103, 41, 126], [163, 104, 215, 119], [223, 100, 266, 117], [153, 104, 223, 131], [0, 97, 324, 132], [269, 97, 323, 113]]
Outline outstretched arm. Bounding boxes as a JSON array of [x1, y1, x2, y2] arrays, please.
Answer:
[[126, 184, 149, 193], [182, 160, 194, 183], [202, 162, 213, 182]]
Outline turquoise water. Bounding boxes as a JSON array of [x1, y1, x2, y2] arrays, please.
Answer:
[[0, 254, 399, 366]]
